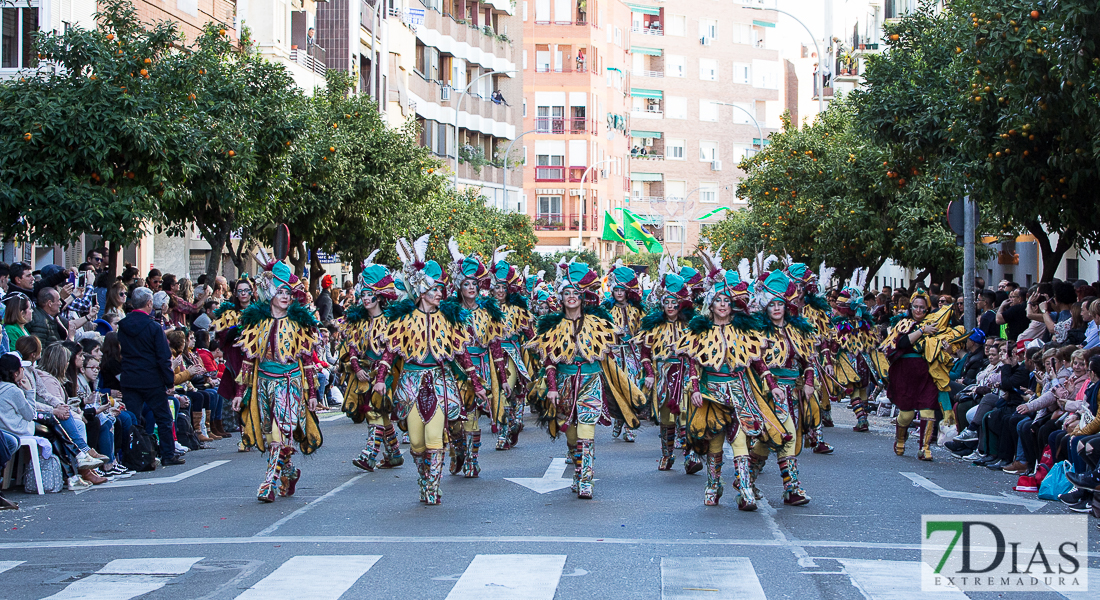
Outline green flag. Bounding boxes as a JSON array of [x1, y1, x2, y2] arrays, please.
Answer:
[[602, 211, 638, 252], [622, 209, 663, 253], [698, 206, 731, 220]]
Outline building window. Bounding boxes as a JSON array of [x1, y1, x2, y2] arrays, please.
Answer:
[[667, 14, 685, 36], [699, 100, 718, 122], [699, 141, 718, 162], [535, 195, 563, 230], [535, 154, 565, 180], [666, 96, 687, 119], [666, 138, 685, 160], [699, 182, 719, 203], [2, 5, 39, 70], [666, 54, 685, 78], [666, 224, 684, 243], [1066, 258, 1079, 280], [666, 180, 686, 202], [733, 62, 751, 85], [699, 18, 717, 41], [731, 23, 752, 45], [699, 58, 718, 81]]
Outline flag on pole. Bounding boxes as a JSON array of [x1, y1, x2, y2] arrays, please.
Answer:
[[622, 209, 663, 253], [602, 211, 638, 252]]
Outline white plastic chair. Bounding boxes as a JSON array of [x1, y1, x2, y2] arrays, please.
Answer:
[[0, 436, 45, 495]]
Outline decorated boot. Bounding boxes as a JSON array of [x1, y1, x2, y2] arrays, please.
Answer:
[[379, 424, 404, 468], [703, 452, 724, 506], [810, 424, 834, 454], [821, 405, 834, 428], [657, 425, 676, 471], [424, 449, 445, 505], [257, 446, 283, 503], [352, 424, 384, 472], [731, 456, 757, 511], [577, 439, 595, 499], [684, 450, 704, 475], [570, 443, 582, 494], [748, 452, 767, 500], [894, 424, 909, 456], [917, 419, 935, 461], [278, 447, 300, 497], [448, 427, 467, 475], [779, 456, 810, 506], [463, 430, 482, 478], [611, 419, 624, 439], [851, 393, 870, 432], [509, 400, 524, 447], [412, 451, 427, 503], [496, 406, 514, 450], [622, 426, 636, 443]]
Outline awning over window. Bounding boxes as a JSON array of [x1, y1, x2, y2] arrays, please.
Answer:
[[631, 130, 661, 139], [753, 19, 776, 28], [630, 172, 663, 182], [631, 46, 662, 56], [626, 3, 661, 16], [630, 88, 663, 99]]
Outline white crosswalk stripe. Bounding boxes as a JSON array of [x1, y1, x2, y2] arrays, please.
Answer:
[[445, 554, 567, 600], [234, 555, 381, 600], [661, 557, 767, 600], [0, 561, 24, 576], [41, 557, 204, 600], [837, 559, 967, 600]]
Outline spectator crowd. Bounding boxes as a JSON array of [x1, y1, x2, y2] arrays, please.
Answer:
[[0, 252, 350, 508]]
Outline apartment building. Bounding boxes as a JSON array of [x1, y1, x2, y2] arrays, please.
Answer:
[[622, 1, 783, 257], [521, 0, 634, 260], [408, 0, 523, 207]]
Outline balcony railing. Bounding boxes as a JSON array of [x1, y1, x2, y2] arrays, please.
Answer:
[[534, 65, 589, 73], [534, 213, 596, 231], [634, 70, 663, 78], [534, 20, 590, 26], [630, 152, 663, 160], [289, 46, 327, 76], [535, 166, 565, 181], [568, 167, 598, 182], [535, 117, 592, 134], [632, 196, 665, 203], [632, 25, 664, 36]]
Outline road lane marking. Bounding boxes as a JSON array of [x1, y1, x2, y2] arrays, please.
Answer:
[[74, 461, 230, 494], [504, 458, 579, 493], [254, 473, 367, 537], [445, 554, 566, 600], [900, 472, 1046, 512], [234, 555, 380, 600], [837, 559, 966, 600], [320, 413, 346, 422], [42, 557, 203, 600], [661, 557, 766, 599], [759, 498, 817, 567], [0, 561, 23, 575]]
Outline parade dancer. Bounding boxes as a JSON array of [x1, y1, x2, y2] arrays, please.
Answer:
[[831, 269, 886, 432], [443, 239, 509, 478], [880, 288, 964, 461], [341, 252, 404, 472], [603, 260, 646, 442], [786, 262, 836, 454], [746, 269, 820, 506], [213, 277, 253, 450], [677, 251, 785, 509], [637, 255, 698, 473], [527, 259, 646, 499], [373, 235, 487, 504], [233, 253, 323, 503], [489, 255, 536, 450]]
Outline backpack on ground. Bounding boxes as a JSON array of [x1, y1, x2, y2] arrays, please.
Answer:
[[24, 451, 64, 493], [175, 411, 201, 451], [121, 428, 157, 472]]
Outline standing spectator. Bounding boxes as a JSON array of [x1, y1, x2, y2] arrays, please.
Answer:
[[996, 286, 1030, 342], [117, 287, 185, 466], [975, 276, 986, 292], [977, 290, 999, 339], [212, 276, 229, 302], [7, 263, 34, 298], [151, 291, 170, 328], [0, 263, 8, 297], [121, 266, 139, 288], [1084, 298, 1100, 350], [315, 275, 334, 323], [86, 248, 106, 274], [104, 280, 128, 321], [146, 269, 163, 293]]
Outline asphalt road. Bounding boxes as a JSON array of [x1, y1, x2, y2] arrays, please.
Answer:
[[1, 403, 1097, 599]]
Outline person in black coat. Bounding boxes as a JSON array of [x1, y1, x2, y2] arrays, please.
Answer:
[[117, 287, 185, 466]]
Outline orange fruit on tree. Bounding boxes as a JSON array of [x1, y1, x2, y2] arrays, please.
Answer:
[[889, 33, 899, 41], [219, 29, 227, 36], [106, 33, 114, 40], [228, 150, 236, 157], [1030, 10, 1039, 19], [140, 69, 148, 76], [144, 58, 151, 64], [329, 146, 336, 152], [23, 132, 31, 141]]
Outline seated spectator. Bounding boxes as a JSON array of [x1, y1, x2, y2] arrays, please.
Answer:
[[1058, 356, 1100, 511], [152, 291, 170, 328], [972, 341, 1034, 470], [3, 293, 33, 347], [1007, 347, 1089, 475], [192, 299, 217, 332], [954, 339, 1004, 441], [104, 280, 128, 322], [167, 329, 224, 443], [7, 263, 34, 298], [977, 290, 999, 339]]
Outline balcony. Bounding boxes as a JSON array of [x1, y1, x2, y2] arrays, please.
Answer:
[[534, 117, 594, 134], [408, 74, 514, 126], [534, 20, 591, 26], [630, 151, 663, 160], [534, 65, 589, 74], [632, 24, 663, 36], [534, 213, 596, 231], [568, 167, 598, 182], [289, 46, 327, 76], [634, 70, 663, 78], [535, 166, 565, 181]]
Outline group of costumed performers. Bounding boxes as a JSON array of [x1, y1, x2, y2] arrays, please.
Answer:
[[880, 288, 965, 461], [526, 259, 648, 499], [827, 268, 889, 434], [339, 251, 404, 472], [785, 261, 837, 455], [489, 258, 536, 451], [370, 235, 489, 505], [212, 277, 254, 453], [603, 261, 647, 443], [231, 250, 324, 503]]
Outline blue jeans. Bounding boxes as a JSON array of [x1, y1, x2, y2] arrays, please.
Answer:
[[96, 413, 116, 461], [318, 370, 331, 402], [56, 415, 92, 452], [0, 430, 18, 467], [1014, 416, 1032, 463]]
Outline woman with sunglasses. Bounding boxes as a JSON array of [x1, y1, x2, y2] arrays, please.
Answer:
[[213, 277, 254, 451]]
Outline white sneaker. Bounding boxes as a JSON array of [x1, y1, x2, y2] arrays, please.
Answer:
[[67, 475, 92, 490], [76, 451, 104, 469], [174, 441, 190, 454]]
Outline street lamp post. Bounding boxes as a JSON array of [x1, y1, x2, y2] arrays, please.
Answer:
[[744, 5, 824, 118], [713, 102, 763, 151], [500, 128, 539, 211], [453, 69, 518, 189]]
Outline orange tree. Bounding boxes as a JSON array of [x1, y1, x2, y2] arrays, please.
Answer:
[[853, 0, 1100, 280], [0, 0, 180, 249], [703, 99, 971, 284]]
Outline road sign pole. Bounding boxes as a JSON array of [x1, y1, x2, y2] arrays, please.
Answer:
[[963, 195, 976, 332]]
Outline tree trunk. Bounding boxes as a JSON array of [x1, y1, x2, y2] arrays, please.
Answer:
[[107, 240, 120, 278], [198, 223, 228, 284], [288, 240, 307, 278], [226, 236, 250, 277], [309, 249, 324, 294], [1027, 221, 1076, 282]]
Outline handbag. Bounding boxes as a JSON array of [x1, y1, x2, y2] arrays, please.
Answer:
[[24, 450, 64, 494], [1037, 460, 1074, 501]]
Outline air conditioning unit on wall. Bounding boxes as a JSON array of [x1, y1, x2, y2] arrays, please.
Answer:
[[711, 160, 722, 171], [700, 36, 712, 46], [440, 86, 452, 101]]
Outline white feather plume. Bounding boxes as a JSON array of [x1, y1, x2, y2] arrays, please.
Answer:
[[447, 236, 464, 264], [492, 245, 514, 267], [737, 258, 751, 283], [698, 244, 725, 278], [395, 237, 414, 266], [363, 249, 381, 268], [818, 261, 836, 290]]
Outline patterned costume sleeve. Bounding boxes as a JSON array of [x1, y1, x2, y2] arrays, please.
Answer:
[[750, 358, 779, 391], [374, 349, 395, 384], [489, 339, 509, 384], [639, 341, 656, 380], [455, 350, 486, 395]]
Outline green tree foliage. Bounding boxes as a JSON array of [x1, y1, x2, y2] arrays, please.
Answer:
[[0, 0, 179, 247]]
